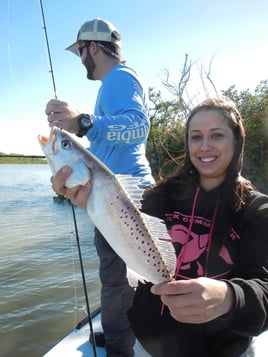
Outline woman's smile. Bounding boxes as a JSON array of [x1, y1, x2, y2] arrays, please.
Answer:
[[188, 110, 236, 190], [199, 156, 217, 164]]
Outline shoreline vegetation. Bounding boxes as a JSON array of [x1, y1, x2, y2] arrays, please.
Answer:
[[0, 153, 47, 164]]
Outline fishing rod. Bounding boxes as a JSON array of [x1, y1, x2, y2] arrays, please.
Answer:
[[39, 1, 98, 355], [39, 0, 57, 99], [0, 155, 45, 158]]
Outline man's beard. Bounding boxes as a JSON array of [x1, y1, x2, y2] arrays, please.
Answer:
[[84, 52, 96, 80]]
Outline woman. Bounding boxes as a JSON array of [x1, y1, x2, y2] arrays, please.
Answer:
[[127, 98, 268, 356]]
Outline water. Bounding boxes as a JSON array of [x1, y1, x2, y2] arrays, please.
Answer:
[[0, 164, 101, 357]]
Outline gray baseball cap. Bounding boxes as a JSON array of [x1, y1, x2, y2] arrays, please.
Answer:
[[66, 18, 121, 56]]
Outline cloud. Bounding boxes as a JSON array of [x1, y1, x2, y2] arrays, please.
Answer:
[[0, 119, 51, 155], [0, 119, 90, 155]]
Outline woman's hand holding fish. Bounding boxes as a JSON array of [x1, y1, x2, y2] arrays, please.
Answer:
[[151, 277, 234, 324], [45, 99, 80, 134], [51, 166, 91, 209]]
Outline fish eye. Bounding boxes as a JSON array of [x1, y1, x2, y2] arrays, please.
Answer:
[[61, 140, 72, 150]]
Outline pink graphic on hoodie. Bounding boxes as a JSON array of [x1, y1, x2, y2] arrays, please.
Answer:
[[166, 212, 238, 278]]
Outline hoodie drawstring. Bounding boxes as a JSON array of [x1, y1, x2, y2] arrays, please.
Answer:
[[160, 187, 219, 315], [174, 187, 200, 279], [174, 187, 219, 279], [204, 196, 219, 276]]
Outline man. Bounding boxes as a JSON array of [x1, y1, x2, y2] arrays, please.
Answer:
[[45, 18, 154, 357]]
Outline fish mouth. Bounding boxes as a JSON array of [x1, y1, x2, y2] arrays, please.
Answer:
[[37, 134, 48, 148], [38, 127, 58, 154]]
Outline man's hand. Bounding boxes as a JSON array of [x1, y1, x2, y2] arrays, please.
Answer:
[[151, 277, 234, 324], [45, 99, 80, 134], [51, 166, 91, 208]]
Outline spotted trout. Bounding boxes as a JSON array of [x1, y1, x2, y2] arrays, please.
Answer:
[[38, 127, 176, 285]]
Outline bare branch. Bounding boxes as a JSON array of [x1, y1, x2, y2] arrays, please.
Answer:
[[202, 53, 219, 97]]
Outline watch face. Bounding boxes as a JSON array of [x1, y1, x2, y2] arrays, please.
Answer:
[[81, 117, 91, 127], [76, 114, 93, 137]]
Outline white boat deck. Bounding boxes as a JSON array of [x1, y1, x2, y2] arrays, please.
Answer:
[[43, 309, 150, 357], [43, 312, 105, 357], [43, 309, 267, 357]]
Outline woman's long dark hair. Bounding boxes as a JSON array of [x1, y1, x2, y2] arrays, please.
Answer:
[[146, 98, 254, 261], [157, 98, 253, 210]]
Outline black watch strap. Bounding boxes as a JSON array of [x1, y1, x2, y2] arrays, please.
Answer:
[[76, 114, 94, 138]]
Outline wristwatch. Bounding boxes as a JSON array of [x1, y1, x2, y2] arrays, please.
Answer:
[[76, 114, 94, 137]]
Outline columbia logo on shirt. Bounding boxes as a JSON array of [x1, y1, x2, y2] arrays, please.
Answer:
[[106, 121, 148, 144]]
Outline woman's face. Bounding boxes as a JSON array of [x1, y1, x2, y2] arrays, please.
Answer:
[[188, 110, 236, 190]]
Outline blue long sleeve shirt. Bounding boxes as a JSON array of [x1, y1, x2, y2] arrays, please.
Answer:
[[86, 63, 154, 186]]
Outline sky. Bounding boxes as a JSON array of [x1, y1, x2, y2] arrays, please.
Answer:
[[0, 0, 267, 155]]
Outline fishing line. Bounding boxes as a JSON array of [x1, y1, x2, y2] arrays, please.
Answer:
[[66, 201, 80, 326], [39, 1, 97, 355], [6, 0, 22, 93]]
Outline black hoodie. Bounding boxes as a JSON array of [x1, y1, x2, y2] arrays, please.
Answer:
[[128, 185, 268, 357]]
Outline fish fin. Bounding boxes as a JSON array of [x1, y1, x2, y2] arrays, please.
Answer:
[[115, 175, 145, 207], [141, 213, 177, 277], [126, 267, 147, 287], [116, 174, 176, 278]]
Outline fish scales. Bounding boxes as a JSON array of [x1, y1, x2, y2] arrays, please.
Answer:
[[86, 166, 175, 284], [38, 128, 176, 284]]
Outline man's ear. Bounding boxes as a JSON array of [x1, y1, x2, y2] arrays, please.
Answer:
[[90, 41, 98, 55]]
